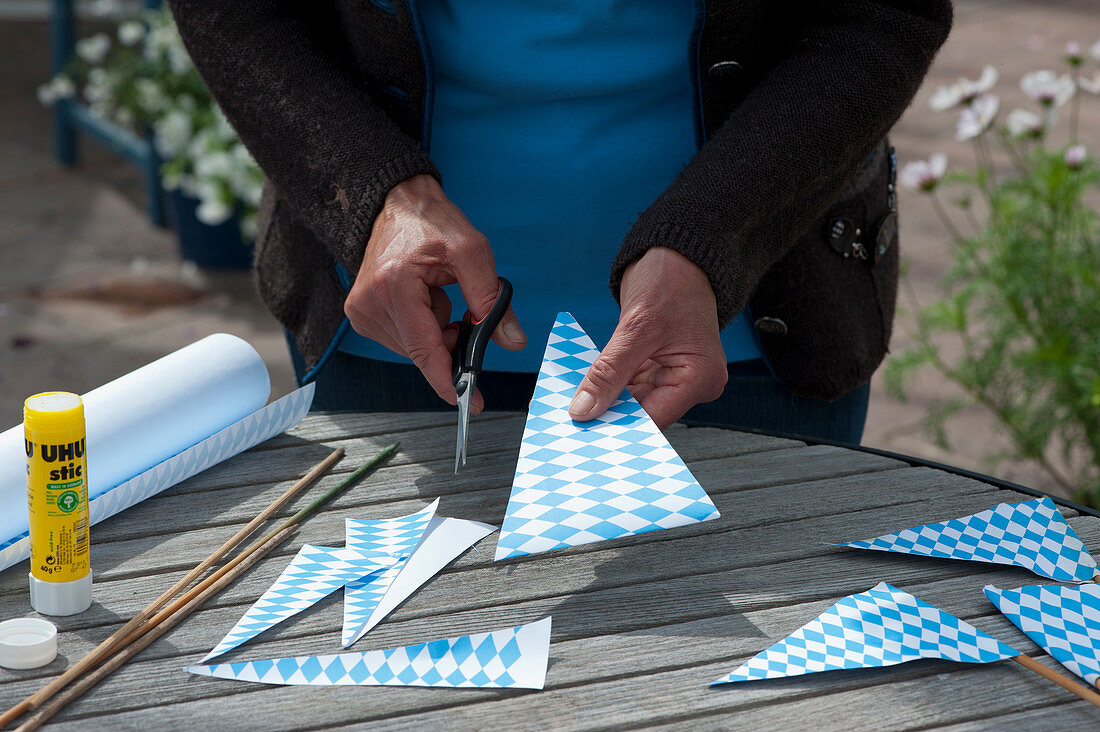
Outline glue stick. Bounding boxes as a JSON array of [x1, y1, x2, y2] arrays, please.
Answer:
[[24, 392, 92, 616]]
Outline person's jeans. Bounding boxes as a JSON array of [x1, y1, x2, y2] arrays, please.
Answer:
[[287, 334, 870, 445]]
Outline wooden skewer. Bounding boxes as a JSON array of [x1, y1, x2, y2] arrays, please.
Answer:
[[1012, 654, 1100, 708], [7, 443, 399, 731], [14, 525, 297, 732], [0, 447, 345, 730]]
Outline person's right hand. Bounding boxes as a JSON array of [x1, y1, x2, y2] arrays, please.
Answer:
[[344, 174, 526, 412]]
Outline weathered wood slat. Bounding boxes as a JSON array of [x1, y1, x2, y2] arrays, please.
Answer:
[[2, 414, 1095, 730]]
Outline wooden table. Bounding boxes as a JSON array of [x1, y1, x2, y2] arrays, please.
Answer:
[[2, 412, 1099, 730]]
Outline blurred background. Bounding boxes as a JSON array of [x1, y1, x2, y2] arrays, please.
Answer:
[[1, 0, 1099, 502]]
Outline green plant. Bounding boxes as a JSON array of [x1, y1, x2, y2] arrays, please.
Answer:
[[37, 7, 262, 239], [887, 42, 1100, 506]]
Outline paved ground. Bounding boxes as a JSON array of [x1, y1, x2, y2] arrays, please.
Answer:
[[1, 0, 1098, 498]]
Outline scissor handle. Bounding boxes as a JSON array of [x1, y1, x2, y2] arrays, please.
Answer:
[[451, 277, 513, 386]]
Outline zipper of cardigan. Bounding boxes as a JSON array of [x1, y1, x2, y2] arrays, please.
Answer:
[[690, 0, 708, 147], [406, 0, 435, 152]]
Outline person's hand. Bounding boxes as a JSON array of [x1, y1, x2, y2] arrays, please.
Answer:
[[344, 175, 526, 412], [568, 247, 728, 429]]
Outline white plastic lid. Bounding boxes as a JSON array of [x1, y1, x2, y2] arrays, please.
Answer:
[[29, 571, 92, 617], [0, 617, 58, 669]]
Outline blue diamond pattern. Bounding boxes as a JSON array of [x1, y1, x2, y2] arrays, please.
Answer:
[[185, 617, 552, 690], [494, 313, 720, 561], [713, 582, 1018, 685], [836, 497, 1098, 582], [202, 544, 396, 662], [985, 583, 1100, 685], [341, 501, 437, 647]]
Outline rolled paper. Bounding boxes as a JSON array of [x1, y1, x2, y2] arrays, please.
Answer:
[[0, 334, 272, 561]]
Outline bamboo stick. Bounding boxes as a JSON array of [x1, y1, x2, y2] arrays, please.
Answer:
[[2, 443, 398, 730], [1012, 654, 1100, 708], [14, 525, 297, 732], [0, 447, 344, 730]]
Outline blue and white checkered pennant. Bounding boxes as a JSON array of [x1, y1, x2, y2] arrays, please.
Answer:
[[202, 545, 397, 662], [985, 583, 1100, 685], [342, 500, 438, 647], [835, 497, 1097, 582], [712, 582, 1018, 685], [187, 617, 551, 689], [495, 313, 720, 560]]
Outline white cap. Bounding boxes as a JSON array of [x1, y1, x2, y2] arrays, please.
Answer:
[[0, 617, 58, 669], [29, 571, 92, 617]]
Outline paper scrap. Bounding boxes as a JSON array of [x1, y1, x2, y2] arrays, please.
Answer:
[[187, 617, 552, 689], [712, 582, 1018, 685], [202, 545, 397, 662], [495, 312, 719, 560], [0, 384, 314, 574], [834, 497, 1097, 582], [985, 583, 1100, 685], [346, 516, 497, 646], [341, 500, 439, 646]]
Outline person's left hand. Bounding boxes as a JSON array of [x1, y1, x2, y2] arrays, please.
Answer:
[[568, 247, 728, 429]]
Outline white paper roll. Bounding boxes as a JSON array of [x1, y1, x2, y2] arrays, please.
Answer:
[[0, 334, 271, 543]]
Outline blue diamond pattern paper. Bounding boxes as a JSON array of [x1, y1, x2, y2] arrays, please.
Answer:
[[712, 582, 1018, 685], [985, 583, 1100, 685], [341, 500, 439, 647], [0, 384, 314, 574], [202, 544, 397, 662], [495, 313, 719, 560], [835, 497, 1097, 582], [187, 616, 552, 689]]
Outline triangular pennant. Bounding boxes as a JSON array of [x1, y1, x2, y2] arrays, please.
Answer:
[[985, 583, 1100, 686], [202, 545, 397, 662], [835, 497, 1098, 582], [341, 500, 439, 646], [495, 313, 719, 560], [187, 617, 552, 689], [713, 582, 1018, 685], [349, 516, 496, 644]]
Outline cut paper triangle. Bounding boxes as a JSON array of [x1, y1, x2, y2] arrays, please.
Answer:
[[713, 582, 1018, 685], [202, 545, 397, 662], [186, 616, 552, 689], [495, 312, 720, 560], [835, 497, 1098, 582], [985, 583, 1100, 686], [341, 500, 439, 646], [346, 516, 497, 646]]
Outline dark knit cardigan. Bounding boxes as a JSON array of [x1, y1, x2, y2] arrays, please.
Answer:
[[169, 0, 952, 400]]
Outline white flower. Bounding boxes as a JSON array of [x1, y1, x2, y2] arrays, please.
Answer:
[[75, 33, 111, 65], [118, 21, 145, 47], [168, 45, 192, 76], [195, 196, 233, 226], [1004, 108, 1044, 138], [135, 78, 169, 113], [955, 93, 999, 141], [1065, 145, 1087, 170], [1079, 73, 1100, 95], [240, 213, 259, 240], [36, 74, 75, 107], [1020, 70, 1075, 107], [194, 151, 234, 180], [930, 66, 998, 111], [154, 110, 193, 159], [899, 153, 948, 192], [89, 0, 121, 17], [1065, 41, 1083, 66]]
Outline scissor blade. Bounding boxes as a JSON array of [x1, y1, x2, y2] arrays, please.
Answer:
[[454, 373, 474, 473]]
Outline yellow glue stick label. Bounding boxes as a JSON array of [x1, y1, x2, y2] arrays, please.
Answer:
[[25, 393, 90, 584]]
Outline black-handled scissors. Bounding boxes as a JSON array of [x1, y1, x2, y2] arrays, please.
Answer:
[[451, 277, 513, 472]]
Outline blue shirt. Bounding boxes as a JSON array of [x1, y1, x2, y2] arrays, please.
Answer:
[[341, 0, 761, 370]]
